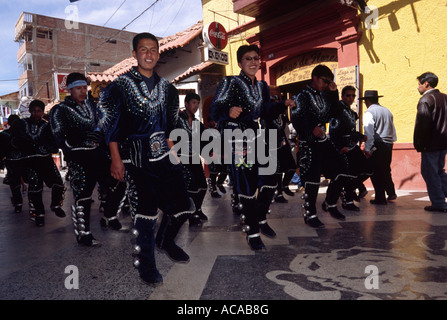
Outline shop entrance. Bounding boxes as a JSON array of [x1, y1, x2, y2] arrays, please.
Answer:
[[278, 79, 311, 100]]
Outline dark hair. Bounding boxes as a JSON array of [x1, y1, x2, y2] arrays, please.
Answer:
[[311, 64, 334, 80], [133, 32, 159, 52], [185, 92, 200, 104], [7, 114, 20, 125], [66, 72, 87, 87], [417, 72, 438, 88], [342, 85, 356, 96], [28, 99, 45, 112], [237, 44, 259, 63]]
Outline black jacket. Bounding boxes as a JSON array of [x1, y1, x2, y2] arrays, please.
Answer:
[[413, 89, 447, 152]]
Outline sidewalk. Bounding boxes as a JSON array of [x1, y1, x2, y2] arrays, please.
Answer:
[[0, 172, 446, 300]]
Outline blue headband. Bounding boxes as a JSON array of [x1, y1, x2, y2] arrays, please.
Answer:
[[67, 80, 87, 89]]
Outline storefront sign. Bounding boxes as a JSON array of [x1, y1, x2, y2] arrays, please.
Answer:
[[334, 65, 359, 111], [334, 65, 358, 88], [54, 73, 70, 101], [204, 47, 229, 65], [276, 50, 338, 86], [203, 22, 228, 51]]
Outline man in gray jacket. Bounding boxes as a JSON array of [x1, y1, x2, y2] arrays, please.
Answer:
[[414, 72, 447, 213], [361, 90, 397, 204]]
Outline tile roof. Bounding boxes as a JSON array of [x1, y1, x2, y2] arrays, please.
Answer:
[[88, 21, 203, 83], [173, 61, 213, 83], [159, 20, 203, 54]]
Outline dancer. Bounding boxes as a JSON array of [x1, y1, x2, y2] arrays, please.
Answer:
[[99, 33, 195, 284], [11, 100, 66, 226], [50, 73, 125, 245], [209, 44, 295, 250], [290, 65, 351, 228]]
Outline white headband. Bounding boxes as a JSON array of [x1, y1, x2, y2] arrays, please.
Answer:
[[67, 80, 87, 89]]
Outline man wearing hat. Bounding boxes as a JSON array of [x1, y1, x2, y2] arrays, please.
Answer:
[[361, 90, 397, 204]]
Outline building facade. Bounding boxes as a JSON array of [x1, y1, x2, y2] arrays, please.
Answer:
[[14, 12, 137, 105], [200, 0, 447, 191]]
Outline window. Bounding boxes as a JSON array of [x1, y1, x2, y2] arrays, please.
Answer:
[[18, 53, 33, 75], [36, 29, 53, 40], [17, 29, 33, 43]]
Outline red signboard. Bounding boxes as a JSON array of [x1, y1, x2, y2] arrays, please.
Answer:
[[54, 73, 69, 101], [203, 22, 228, 51]]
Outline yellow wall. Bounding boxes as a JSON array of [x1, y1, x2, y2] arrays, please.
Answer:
[[202, 0, 259, 76], [358, 0, 447, 143]]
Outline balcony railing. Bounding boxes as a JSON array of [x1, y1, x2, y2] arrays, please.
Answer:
[[15, 12, 33, 41]]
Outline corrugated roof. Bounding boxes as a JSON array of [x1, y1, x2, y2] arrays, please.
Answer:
[[88, 21, 203, 83]]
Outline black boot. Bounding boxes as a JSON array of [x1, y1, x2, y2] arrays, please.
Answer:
[[231, 192, 242, 215], [29, 190, 46, 227], [208, 176, 221, 198], [257, 186, 277, 238], [72, 199, 101, 247], [155, 200, 195, 263], [240, 196, 266, 251], [216, 172, 227, 194], [341, 190, 360, 211], [302, 183, 325, 228], [324, 178, 347, 220], [35, 214, 45, 227], [29, 200, 36, 221], [50, 184, 66, 217], [132, 216, 162, 285], [322, 201, 346, 221], [246, 233, 266, 251], [100, 216, 123, 230], [11, 185, 23, 213], [101, 181, 126, 230], [14, 204, 22, 214], [282, 169, 296, 197], [196, 208, 208, 220], [189, 190, 206, 227]]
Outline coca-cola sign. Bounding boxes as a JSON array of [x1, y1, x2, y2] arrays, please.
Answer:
[[203, 22, 228, 51]]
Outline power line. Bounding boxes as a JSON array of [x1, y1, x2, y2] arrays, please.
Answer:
[[103, 0, 128, 27], [121, 0, 161, 31], [161, 0, 187, 36]]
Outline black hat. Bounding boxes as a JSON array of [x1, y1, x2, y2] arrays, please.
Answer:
[[359, 90, 383, 100]]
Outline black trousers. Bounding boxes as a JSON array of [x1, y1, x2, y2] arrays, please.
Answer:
[[299, 139, 350, 212], [4, 159, 26, 207], [125, 157, 192, 218], [182, 161, 207, 211], [369, 141, 396, 202], [275, 144, 297, 192], [343, 145, 373, 202], [68, 148, 125, 232], [23, 155, 65, 215]]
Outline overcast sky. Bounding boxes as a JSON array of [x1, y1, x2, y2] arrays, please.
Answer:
[[0, 0, 203, 96]]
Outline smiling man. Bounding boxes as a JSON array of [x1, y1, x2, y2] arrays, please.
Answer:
[[209, 44, 295, 251], [99, 33, 195, 285]]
